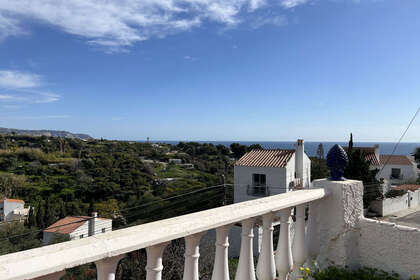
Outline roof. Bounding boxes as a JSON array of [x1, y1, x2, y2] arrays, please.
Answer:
[[44, 216, 90, 234], [394, 184, 420, 191], [235, 149, 295, 168], [380, 155, 414, 166], [0, 198, 24, 204], [343, 147, 380, 166]]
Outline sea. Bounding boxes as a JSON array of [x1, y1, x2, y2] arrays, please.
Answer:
[[152, 141, 420, 157]]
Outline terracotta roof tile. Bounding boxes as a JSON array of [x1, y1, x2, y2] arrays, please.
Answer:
[[0, 198, 24, 204], [44, 216, 91, 234], [235, 149, 295, 168], [394, 184, 420, 191], [380, 155, 414, 166], [343, 147, 380, 166]]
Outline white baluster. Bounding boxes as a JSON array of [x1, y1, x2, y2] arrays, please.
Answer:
[[183, 231, 206, 280], [292, 205, 306, 279], [275, 208, 293, 280], [235, 218, 256, 280], [256, 213, 276, 280], [34, 271, 65, 280], [211, 225, 231, 280], [146, 242, 170, 280], [306, 200, 320, 261], [96, 254, 125, 280]]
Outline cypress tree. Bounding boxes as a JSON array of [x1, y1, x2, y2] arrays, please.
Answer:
[[27, 205, 37, 228], [36, 201, 45, 229], [44, 198, 56, 227]]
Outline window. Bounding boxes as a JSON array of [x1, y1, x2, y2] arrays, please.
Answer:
[[249, 174, 269, 196], [102, 228, 106, 233], [391, 168, 401, 179], [253, 174, 266, 187], [79, 234, 84, 239]]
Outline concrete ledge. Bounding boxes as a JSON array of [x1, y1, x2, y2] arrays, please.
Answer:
[[0, 189, 327, 280]]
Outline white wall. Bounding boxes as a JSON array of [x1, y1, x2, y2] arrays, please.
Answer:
[[234, 166, 287, 203], [359, 218, 420, 279], [43, 218, 112, 244], [377, 164, 418, 183], [0, 201, 24, 222], [370, 194, 409, 216]]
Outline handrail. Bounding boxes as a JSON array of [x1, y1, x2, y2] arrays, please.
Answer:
[[0, 189, 327, 280]]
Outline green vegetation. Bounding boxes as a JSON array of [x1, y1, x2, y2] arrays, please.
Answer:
[[0, 135, 241, 255], [302, 266, 418, 280]]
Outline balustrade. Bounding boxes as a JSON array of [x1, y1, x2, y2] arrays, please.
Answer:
[[0, 189, 327, 280]]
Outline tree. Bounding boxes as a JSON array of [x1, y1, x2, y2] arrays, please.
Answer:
[[415, 147, 420, 167], [44, 198, 56, 227], [26, 205, 37, 228], [248, 144, 263, 151], [344, 134, 381, 208], [230, 143, 247, 159], [36, 201, 45, 229], [316, 143, 325, 160]]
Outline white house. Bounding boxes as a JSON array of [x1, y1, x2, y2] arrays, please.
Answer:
[[233, 139, 311, 203], [43, 212, 112, 244], [344, 145, 418, 185], [227, 139, 311, 257], [377, 155, 419, 184], [0, 198, 29, 222]]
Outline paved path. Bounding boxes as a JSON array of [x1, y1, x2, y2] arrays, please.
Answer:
[[380, 206, 420, 228]]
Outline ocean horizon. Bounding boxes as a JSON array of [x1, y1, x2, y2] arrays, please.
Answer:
[[147, 140, 420, 157]]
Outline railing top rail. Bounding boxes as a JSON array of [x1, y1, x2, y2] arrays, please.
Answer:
[[0, 189, 327, 280]]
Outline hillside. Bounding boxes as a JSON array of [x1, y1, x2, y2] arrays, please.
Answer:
[[0, 127, 92, 140]]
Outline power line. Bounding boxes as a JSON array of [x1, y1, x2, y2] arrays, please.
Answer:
[[380, 107, 420, 174]]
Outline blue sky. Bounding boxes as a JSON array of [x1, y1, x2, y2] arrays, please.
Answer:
[[0, 0, 419, 142]]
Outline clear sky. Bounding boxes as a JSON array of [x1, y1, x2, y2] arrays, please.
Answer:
[[0, 0, 419, 142]]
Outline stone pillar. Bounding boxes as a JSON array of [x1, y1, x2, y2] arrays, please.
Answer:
[[34, 271, 66, 280], [235, 218, 256, 280], [310, 179, 363, 269], [256, 213, 276, 280], [96, 254, 125, 280], [291, 204, 306, 279], [275, 208, 293, 280], [211, 225, 231, 280], [146, 242, 170, 280], [183, 231, 206, 280]]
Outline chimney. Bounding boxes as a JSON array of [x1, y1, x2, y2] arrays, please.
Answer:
[[295, 139, 304, 181], [374, 144, 380, 163], [88, 212, 98, 236]]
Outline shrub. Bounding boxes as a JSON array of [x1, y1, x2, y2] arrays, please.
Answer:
[[385, 189, 407, 199]]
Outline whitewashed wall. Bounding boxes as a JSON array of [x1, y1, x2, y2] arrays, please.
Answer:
[[359, 218, 420, 279], [377, 163, 418, 183], [1, 201, 24, 222], [370, 194, 409, 216], [43, 218, 112, 244], [233, 166, 287, 203]]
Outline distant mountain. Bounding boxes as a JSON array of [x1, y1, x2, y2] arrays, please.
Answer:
[[0, 127, 93, 140]]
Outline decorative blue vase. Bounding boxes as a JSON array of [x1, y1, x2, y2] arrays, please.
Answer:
[[326, 144, 349, 181]]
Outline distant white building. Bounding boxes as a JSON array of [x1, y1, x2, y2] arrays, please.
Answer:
[[377, 155, 419, 184], [43, 213, 112, 244], [0, 198, 29, 222], [344, 145, 419, 185], [233, 139, 311, 203]]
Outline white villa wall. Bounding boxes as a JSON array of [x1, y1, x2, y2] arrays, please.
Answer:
[[370, 194, 409, 217], [377, 164, 418, 183], [359, 218, 420, 279], [43, 218, 112, 244], [0, 201, 24, 222], [233, 165, 287, 203], [409, 190, 420, 208]]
